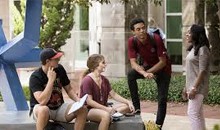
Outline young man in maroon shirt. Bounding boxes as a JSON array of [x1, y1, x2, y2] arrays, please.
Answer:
[[127, 18, 171, 129]]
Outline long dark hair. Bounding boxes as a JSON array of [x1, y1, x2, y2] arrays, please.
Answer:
[[187, 24, 210, 56]]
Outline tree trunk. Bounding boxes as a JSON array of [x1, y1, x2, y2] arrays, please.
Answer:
[[206, 1, 220, 74], [195, 0, 205, 25]]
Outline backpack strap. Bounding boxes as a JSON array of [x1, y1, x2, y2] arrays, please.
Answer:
[[132, 36, 138, 53], [132, 34, 157, 53], [148, 32, 157, 51], [132, 36, 144, 65]]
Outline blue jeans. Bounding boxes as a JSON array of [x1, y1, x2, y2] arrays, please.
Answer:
[[127, 68, 170, 126]]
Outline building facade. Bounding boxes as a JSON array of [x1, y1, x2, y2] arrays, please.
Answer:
[[0, 0, 208, 79]]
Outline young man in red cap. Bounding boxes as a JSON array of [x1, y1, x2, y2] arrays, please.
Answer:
[[29, 48, 87, 130]]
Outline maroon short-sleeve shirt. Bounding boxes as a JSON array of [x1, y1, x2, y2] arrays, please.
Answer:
[[128, 33, 171, 75], [80, 75, 112, 108]]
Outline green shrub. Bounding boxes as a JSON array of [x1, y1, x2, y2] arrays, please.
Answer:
[[110, 79, 131, 99], [111, 74, 220, 105], [213, 124, 220, 130], [23, 87, 30, 100], [167, 75, 185, 102], [0, 75, 219, 105], [205, 75, 220, 104], [0, 87, 30, 101]]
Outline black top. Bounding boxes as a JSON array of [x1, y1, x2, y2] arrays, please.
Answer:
[[29, 64, 70, 113]]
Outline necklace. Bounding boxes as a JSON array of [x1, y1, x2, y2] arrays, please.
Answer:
[[91, 72, 102, 87], [91, 72, 103, 102]]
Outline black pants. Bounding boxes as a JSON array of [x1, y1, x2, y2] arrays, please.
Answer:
[[127, 68, 170, 126]]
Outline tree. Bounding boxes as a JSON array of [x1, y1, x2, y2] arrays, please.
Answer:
[[206, 0, 220, 73], [194, 0, 220, 73], [195, 0, 205, 25], [40, 0, 75, 50], [13, 0, 76, 50], [12, 3, 23, 36], [13, 0, 162, 50]]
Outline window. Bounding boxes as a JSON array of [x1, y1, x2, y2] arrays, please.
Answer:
[[76, 6, 89, 61], [75, 6, 89, 68], [166, 0, 182, 66], [167, 41, 182, 64], [167, 0, 181, 13]]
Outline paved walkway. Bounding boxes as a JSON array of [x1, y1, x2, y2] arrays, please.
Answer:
[[141, 113, 220, 130], [0, 101, 219, 130]]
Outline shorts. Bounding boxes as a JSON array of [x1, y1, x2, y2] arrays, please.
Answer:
[[32, 103, 73, 122]]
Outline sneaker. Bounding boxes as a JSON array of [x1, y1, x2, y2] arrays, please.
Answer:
[[134, 109, 141, 115], [156, 124, 162, 130]]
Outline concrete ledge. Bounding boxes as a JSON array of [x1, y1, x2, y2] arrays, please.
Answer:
[[0, 110, 144, 130], [0, 111, 35, 130], [61, 115, 144, 130]]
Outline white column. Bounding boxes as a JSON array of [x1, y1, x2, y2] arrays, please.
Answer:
[[89, 2, 101, 55], [99, 0, 126, 77]]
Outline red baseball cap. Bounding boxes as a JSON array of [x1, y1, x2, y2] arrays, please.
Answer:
[[40, 48, 63, 62]]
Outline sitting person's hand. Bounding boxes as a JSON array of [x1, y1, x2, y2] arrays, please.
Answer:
[[106, 107, 116, 115]]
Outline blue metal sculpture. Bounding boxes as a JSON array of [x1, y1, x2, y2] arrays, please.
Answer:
[[0, 0, 42, 111]]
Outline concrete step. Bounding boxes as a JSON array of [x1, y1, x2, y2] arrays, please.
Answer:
[[61, 115, 144, 130], [0, 110, 144, 130]]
